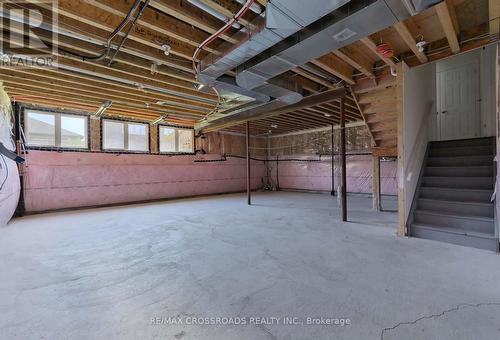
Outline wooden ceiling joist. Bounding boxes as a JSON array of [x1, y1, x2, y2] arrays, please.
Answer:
[[435, 0, 460, 54], [490, 0, 500, 37], [0, 0, 494, 138], [309, 54, 355, 85], [393, 21, 428, 63], [333, 46, 375, 80]]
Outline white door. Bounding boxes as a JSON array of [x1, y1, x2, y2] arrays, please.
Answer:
[[437, 61, 480, 140]]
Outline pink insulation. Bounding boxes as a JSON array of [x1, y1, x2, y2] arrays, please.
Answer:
[[268, 155, 397, 195], [23, 151, 266, 212]]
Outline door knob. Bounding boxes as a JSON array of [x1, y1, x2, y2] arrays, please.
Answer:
[[441, 110, 447, 114]]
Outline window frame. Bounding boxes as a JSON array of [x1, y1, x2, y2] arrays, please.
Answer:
[[101, 118, 150, 153], [23, 108, 89, 150], [158, 124, 195, 155]]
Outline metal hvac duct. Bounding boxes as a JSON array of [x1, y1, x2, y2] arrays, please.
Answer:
[[197, 0, 434, 130], [235, 0, 412, 90]]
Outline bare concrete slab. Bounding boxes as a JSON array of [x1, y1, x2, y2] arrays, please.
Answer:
[[0, 192, 499, 340]]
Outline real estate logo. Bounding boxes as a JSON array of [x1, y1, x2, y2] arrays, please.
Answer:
[[0, 0, 58, 68]]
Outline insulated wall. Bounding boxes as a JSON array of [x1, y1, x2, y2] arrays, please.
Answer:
[[268, 155, 397, 195], [268, 125, 397, 195], [23, 151, 266, 212]]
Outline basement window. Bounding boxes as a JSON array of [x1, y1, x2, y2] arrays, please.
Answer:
[[25, 110, 88, 149], [159, 126, 194, 153], [102, 119, 149, 152]]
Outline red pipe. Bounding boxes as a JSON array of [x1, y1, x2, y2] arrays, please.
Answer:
[[192, 0, 256, 73]]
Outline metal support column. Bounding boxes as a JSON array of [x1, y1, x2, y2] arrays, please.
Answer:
[[246, 121, 251, 205], [340, 98, 347, 221], [372, 156, 381, 211], [331, 123, 335, 196]]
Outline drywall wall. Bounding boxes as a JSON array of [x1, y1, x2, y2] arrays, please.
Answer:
[[0, 86, 20, 225], [402, 62, 435, 223], [23, 151, 266, 212]]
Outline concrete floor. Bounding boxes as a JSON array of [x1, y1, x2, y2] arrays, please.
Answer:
[[0, 191, 499, 340]]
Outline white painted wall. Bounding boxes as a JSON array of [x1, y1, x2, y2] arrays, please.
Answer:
[[481, 45, 497, 137], [402, 62, 436, 223]]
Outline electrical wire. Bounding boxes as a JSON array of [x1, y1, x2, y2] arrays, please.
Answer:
[[0, 154, 8, 191], [8, 0, 142, 62], [108, 0, 151, 66]]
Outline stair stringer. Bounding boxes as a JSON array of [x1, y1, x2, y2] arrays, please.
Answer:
[[406, 142, 431, 237]]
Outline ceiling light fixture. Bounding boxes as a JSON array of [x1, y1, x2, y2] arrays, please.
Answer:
[[271, 124, 278, 129], [324, 113, 332, 117], [416, 40, 427, 53], [161, 44, 171, 56]]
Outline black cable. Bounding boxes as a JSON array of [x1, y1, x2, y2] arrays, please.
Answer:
[[108, 0, 151, 66], [0, 154, 8, 191], [56, 0, 142, 62]]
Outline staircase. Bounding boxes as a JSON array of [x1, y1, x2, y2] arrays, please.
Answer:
[[410, 137, 497, 251]]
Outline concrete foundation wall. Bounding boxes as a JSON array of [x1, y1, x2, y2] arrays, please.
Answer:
[[23, 151, 266, 212]]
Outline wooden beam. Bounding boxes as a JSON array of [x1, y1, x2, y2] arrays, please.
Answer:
[[0, 74, 209, 116], [333, 46, 375, 79], [149, 0, 237, 43], [310, 54, 355, 85], [24, 0, 197, 62], [293, 67, 335, 89], [393, 21, 428, 63], [360, 37, 397, 69], [197, 0, 252, 27], [86, 0, 218, 52], [200, 88, 348, 132], [490, 0, 500, 37], [435, 0, 460, 54]]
